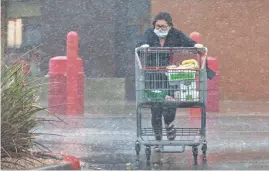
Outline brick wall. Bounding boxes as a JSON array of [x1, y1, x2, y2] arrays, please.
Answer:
[[152, 0, 269, 100]]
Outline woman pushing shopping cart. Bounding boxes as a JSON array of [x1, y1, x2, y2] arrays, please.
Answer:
[[135, 12, 212, 165]]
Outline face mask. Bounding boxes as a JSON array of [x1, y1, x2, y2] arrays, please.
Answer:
[[154, 29, 169, 38]]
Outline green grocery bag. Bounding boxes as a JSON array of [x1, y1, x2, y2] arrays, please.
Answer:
[[144, 90, 168, 101]]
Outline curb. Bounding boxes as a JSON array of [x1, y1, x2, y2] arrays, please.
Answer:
[[32, 152, 81, 170], [33, 163, 73, 170]]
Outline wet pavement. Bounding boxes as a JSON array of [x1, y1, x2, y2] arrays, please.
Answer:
[[35, 112, 269, 170]]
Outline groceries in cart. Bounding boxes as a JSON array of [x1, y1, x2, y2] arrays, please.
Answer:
[[165, 59, 200, 102], [173, 81, 199, 102], [166, 59, 198, 82]]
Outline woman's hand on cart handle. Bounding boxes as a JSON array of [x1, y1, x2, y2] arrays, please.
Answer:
[[135, 46, 143, 70], [195, 43, 208, 69], [194, 44, 208, 55], [140, 44, 150, 48], [135, 44, 149, 51]]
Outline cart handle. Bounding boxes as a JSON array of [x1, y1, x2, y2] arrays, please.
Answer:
[[201, 50, 208, 70], [135, 47, 143, 70], [135, 47, 208, 70], [201, 56, 207, 70], [135, 47, 207, 52]]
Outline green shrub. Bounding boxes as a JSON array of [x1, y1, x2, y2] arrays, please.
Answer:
[[1, 62, 53, 168]]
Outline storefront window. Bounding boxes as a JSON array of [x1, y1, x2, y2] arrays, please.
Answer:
[[7, 17, 41, 49], [7, 18, 22, 48]]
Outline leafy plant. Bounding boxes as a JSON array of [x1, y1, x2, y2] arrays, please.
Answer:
[[1, 62, 62, 169]]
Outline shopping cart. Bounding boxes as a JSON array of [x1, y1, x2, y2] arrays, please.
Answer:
[[134, 47, 208, 165]]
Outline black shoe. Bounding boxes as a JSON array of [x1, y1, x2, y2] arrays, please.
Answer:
[[165, 123, 176, 140]]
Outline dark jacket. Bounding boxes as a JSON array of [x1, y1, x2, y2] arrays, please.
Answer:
[[137, 27, 196, 48]]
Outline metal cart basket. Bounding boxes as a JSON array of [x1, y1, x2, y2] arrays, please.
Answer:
[[134, 47, 208, 165]]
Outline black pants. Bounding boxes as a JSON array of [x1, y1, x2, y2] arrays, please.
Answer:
[[151, 104, 176, 140]]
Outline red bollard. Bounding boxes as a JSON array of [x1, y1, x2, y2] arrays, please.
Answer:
[[48, 56, 67, 114], [189, 32, 220, 116], [48, 31, 84, 115], [189, 31, 201, 43], [66, 31, 79, 114], [76, 58, 84, 114], [207, 57, 220, 112]]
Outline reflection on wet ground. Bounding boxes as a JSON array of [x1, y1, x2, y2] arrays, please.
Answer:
[[36, 114, 269, 170]]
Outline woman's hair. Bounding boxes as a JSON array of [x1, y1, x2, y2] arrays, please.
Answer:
[[152, 12, 174, 27]]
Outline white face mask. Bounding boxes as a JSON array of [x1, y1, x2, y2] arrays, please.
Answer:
[[154, 29, 169, 38]]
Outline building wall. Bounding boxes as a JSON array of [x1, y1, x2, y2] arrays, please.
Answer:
[[5, 0, 268, 101], [4, 0, 42, 65], [40, 0, 150, 80], [40, 0, 118, 77], [152, 0, 269, 100], [3, 0, 150, 101], [40, 0, 150, 100], [1, 1, 8, 59]]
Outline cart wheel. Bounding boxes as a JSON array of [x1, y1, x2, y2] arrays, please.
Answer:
[[192, 146, 198, 165], [201, 141, 207, 160], [135, 141, 141, 159], [145, 146, 151, 166]]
